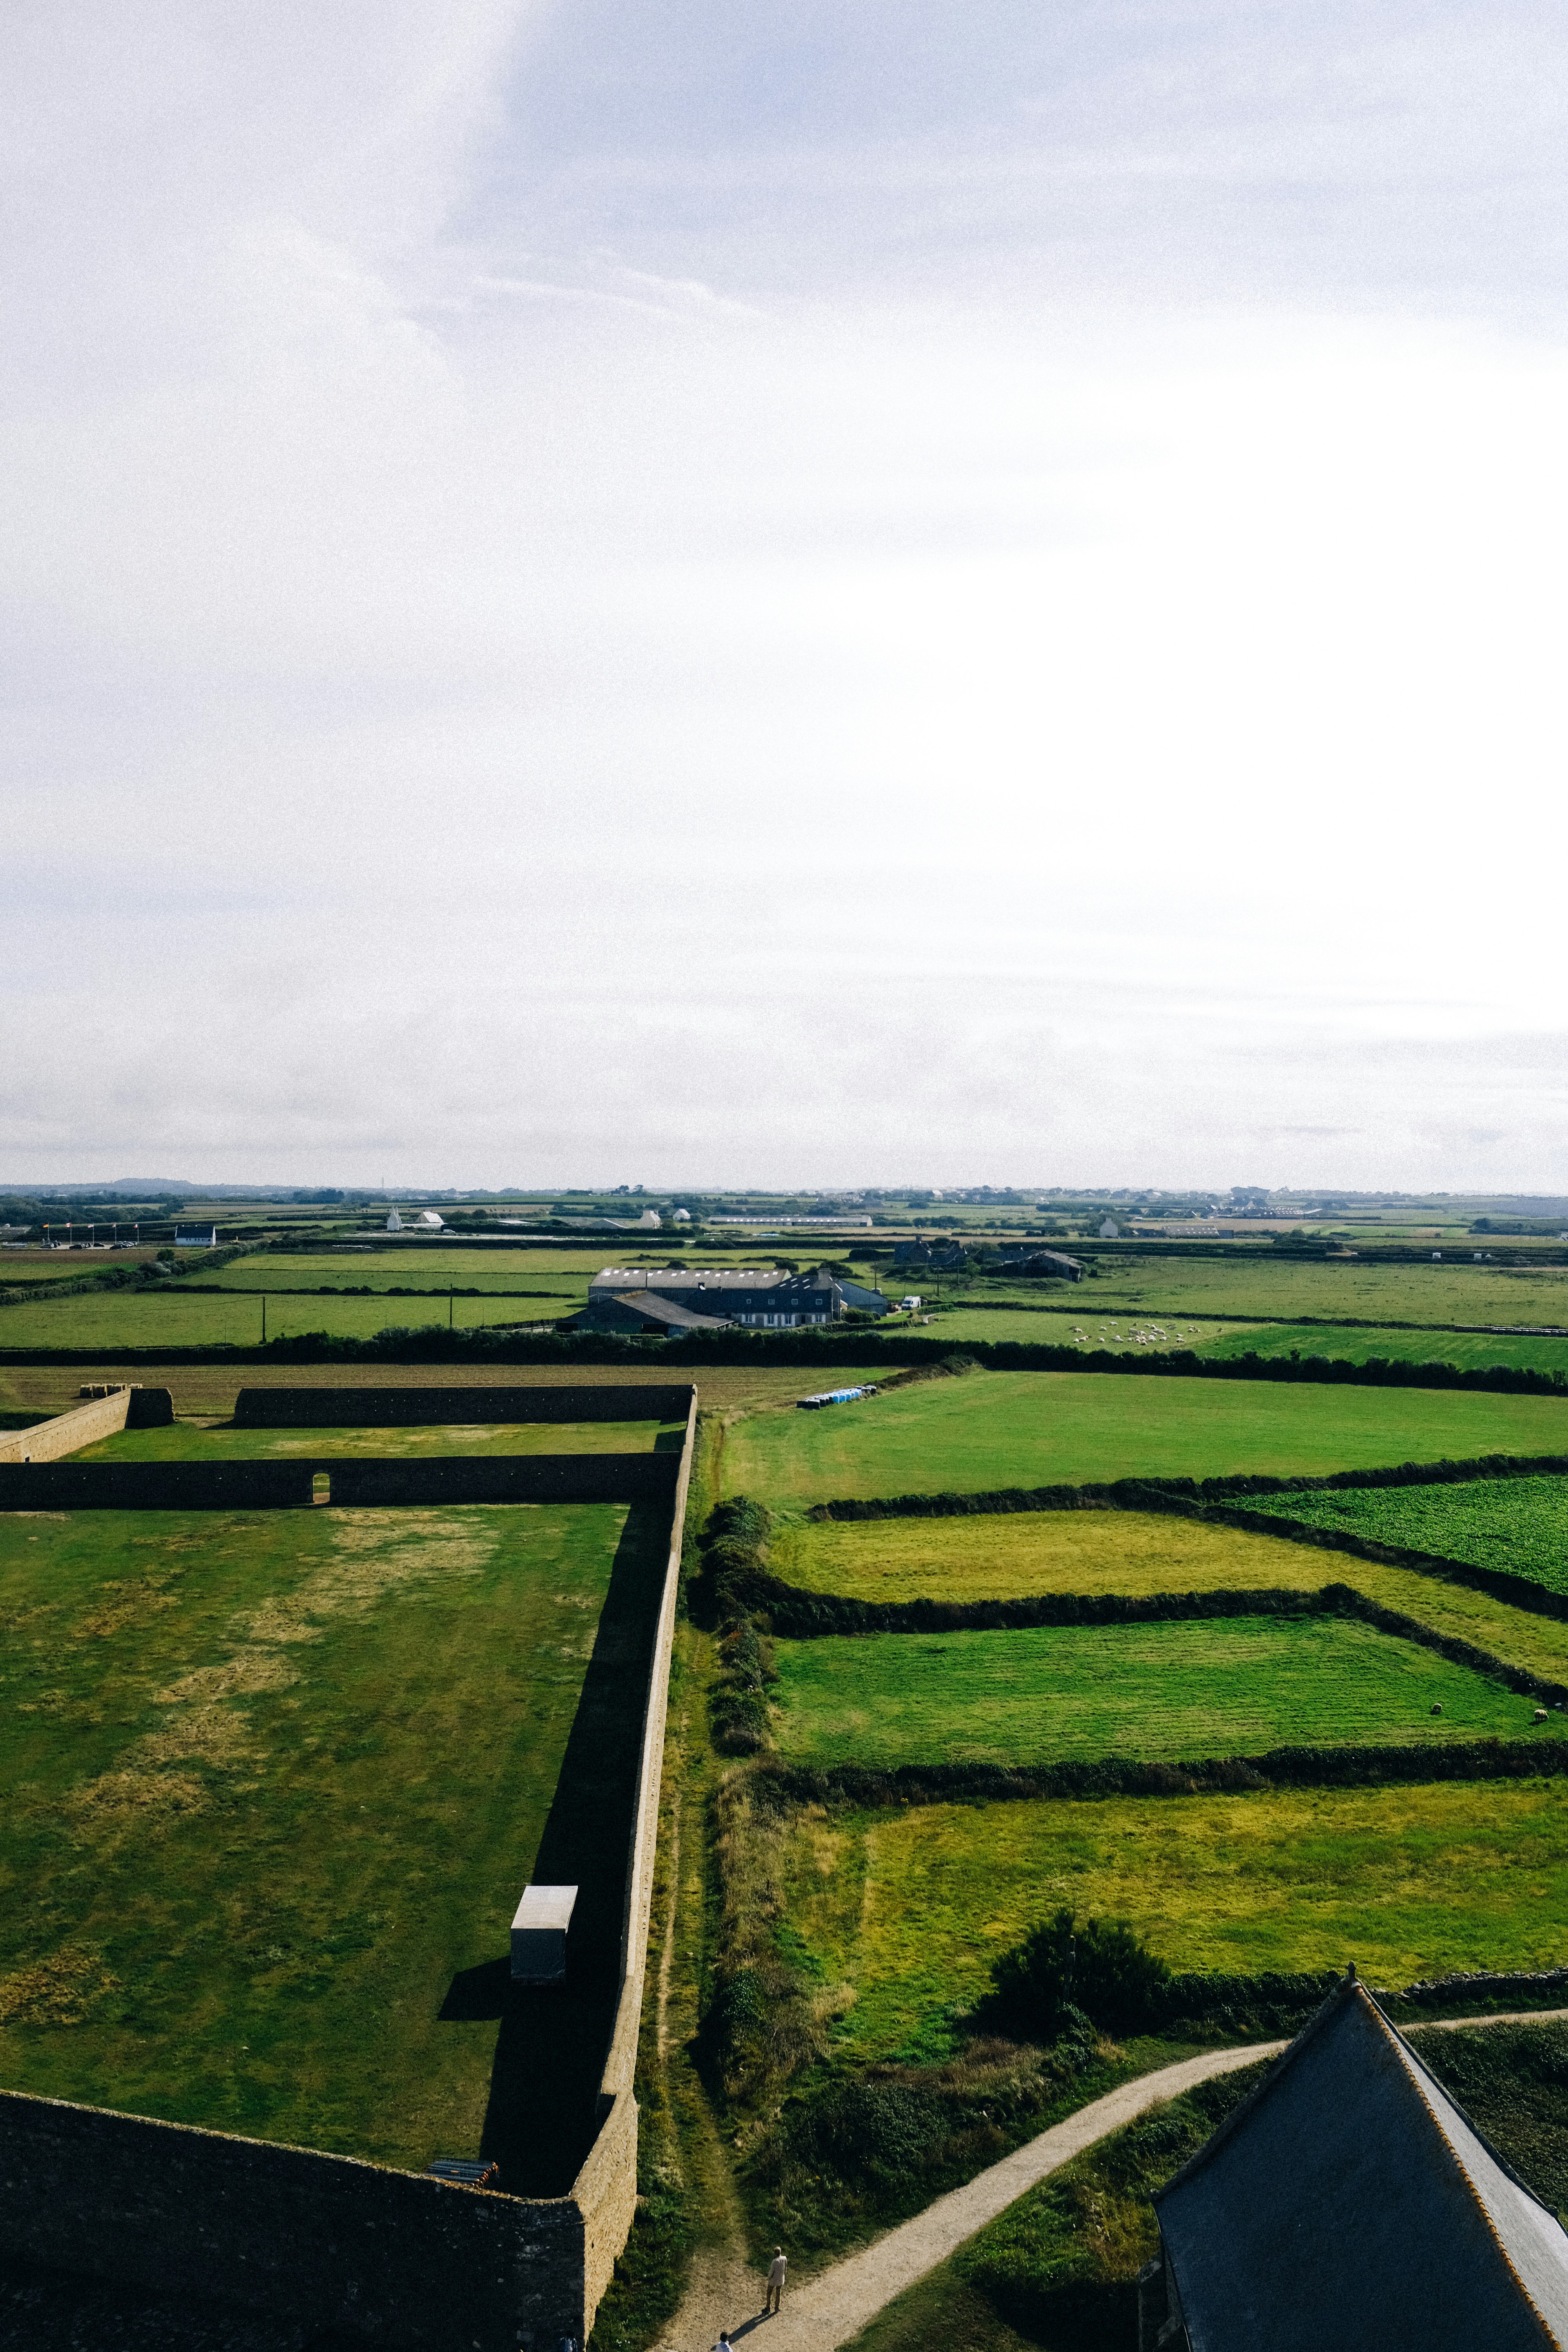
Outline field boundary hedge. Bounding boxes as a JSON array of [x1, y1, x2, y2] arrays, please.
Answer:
[[3, 1319, 1567, 1394], [804, 1455, 1568, 1625], [0, 1244, 259, 1312]]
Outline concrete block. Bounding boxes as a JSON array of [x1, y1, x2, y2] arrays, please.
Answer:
[[512, 1886, 579, 1983]]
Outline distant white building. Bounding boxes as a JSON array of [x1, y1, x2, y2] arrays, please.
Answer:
[[418, 1210, 444, 1228], [1100, 1218, 1120, 1238], [636, 1209, 662, 1227], [386, 1210, 403, 1232], [672, 1209, 691, 1223]]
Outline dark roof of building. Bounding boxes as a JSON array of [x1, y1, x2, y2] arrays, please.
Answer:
[[1154, 1975, 1568, 2352], [576, 1291, 731, 1331]]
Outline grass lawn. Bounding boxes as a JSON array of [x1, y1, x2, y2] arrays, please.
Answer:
[[723, 1370, 1568, 1510], [1246, 1475, 1568, 1597], [927, 1308, 1568, 1377], [76, 1419, 686, 1461], [0, 1291, 577, 1349], [771, 1509, 1568, 1685], [0, 1497, 665, 2183], [770, 1617, 1547, 1772], [777, 1779, 1568, 2066], [1063, 1256, 1568, 1327]]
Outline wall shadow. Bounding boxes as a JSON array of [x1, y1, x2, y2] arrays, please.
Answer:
[[470, 1501, 668, 2198]]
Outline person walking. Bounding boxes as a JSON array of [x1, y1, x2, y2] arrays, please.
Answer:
[[711, 2334, 732, 2352], [766, 2248, 788, 2315]]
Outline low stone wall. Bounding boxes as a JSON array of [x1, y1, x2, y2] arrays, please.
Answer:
[[0, 1385, 172, 1465], [234, 1383, 696, 1426], [0, 1461, 314, 1510], [329, 1454, 680, 1507]]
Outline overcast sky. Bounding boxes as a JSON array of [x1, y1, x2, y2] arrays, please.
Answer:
[[4, 2, 1567, 1191]]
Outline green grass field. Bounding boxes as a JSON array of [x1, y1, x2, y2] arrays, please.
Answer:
[[0, 1291, 578, 1348], [0, 1497, 662, 2176], [926, 1307, 1568, 1376], [76, 1418, 686, 1461], [1246, 1475, 1568, 1597], [724, 1371, 1568, 1510], [778, 1780, 1568, 2066], [1058, 1255, 1568, 1325], [771, 1616, 1546, 1771], [771, 1508, 1568, 1685]]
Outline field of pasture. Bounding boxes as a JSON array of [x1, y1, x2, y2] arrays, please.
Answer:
[[1062, 1253, 1568, 1326], [1246, 1474, 1568, 1597], [76, 1416, 687, 1461], [769, 1616, 1545, 1771], [0, 1496, 666, 2187], [0, 1289, 573, 1350], [771, 1508, 1568, 1684], [722, 1369, 1568, 1510], [926, 1305, 1568, 1376], [776, 1778, 1568, 2067]]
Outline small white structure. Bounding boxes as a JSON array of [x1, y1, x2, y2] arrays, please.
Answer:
[[511, 1883, 578, 1983], [636, 1208, 662, 1227], [386, 1209, 403, 1232], [1100, 1218, 1120, 1239], [418, 1210, 444, 1228], [900, 1294, 923, 1310], [672, 1208, 691, 1223]]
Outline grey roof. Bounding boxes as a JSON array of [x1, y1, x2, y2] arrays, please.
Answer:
[[1155, 1977, 1568, 2352], [577, 1291, 731, 1330], [592, 1266, 788, 1292]]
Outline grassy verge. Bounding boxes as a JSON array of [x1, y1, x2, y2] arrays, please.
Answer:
[[0, 1497, 661, 2181], [723, 1371, 1568, 1511]]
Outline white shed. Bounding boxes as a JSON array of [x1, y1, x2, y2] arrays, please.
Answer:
[[510, 1883, 578, 1982]]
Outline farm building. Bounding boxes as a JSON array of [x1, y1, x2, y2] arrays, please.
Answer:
[[998, 1245, 1084, 1280], [586, 1265, 887, 1327], [571, 1290, 731, 1337], [893, 1238, 966, 1270], [1141, 1971, 1568, 2351]]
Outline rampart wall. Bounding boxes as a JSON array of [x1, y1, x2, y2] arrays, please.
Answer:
[[0, 1384, 172, 1465], [0, 1386, 699, 2346], [234, 1383, 695, 1425], [0, 1460, 315, 1508], [0, 1453, 679, 1512]]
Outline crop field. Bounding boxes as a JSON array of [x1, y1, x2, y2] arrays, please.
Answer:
[[76, 1417, 687, 1461], [771, 1508, 1568, 1684], [769, 1616, 1546, 1771], [0, 1496, 666, 2181], [722, 1370, 1568, 1509], [777, 1779, 1568, 2066], [1245, 1475, 1568, 1598]]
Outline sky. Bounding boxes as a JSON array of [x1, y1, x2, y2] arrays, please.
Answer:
[[3, 1, 1567, 1192]]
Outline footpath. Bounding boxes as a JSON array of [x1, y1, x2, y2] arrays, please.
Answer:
[[659, 2009, 1568, 2352]]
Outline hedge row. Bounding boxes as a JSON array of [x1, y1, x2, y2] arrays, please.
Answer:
[[736, 1572, 1568, 1706], [752, 1733, 1568, 1813], [0, 1243, 257, 1312]]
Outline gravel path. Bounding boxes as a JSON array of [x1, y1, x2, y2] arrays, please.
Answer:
[[659, 2009, 1568, 2352]]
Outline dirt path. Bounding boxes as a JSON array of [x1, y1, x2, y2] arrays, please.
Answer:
[[657, 2008, 1568, 2352]]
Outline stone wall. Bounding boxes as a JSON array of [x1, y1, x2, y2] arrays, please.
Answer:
[[234, 1384, 696, 1426], [0, 1385, 700, 2346], [0, 1385, 172, 1465], [329, 1454, 680, 1507], [0, 1461, 314, 1509]]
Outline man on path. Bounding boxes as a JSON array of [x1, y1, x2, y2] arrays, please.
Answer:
[[710, 2334, 732, 2352], [766, 2249, 788, 2315]]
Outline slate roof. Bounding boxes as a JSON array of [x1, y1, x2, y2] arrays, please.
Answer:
[[575, 1291, 731, 1331], [1154, 1975, 1568, 2352]]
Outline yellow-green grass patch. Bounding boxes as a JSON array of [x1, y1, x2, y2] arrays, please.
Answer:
[[76, 1419, 686, 1462], [771, 1617, 1550, 1771], [724, 1370, 1568, 1511], [779, 1780, 1568, 2064], [0, 1498, 662, 2176], [771, 1509, 1568, 1684]]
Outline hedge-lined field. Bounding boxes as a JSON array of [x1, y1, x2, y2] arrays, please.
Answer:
[[724, 1371, 1568, 1510], [770, 1616, 1544, 1772], [771, 1508, 1568, 1685], [76, 1417, 686, 1462], [777, 1780, 1568, 2067], [0, 1290, 574, 1350], [1195, 1322, 1568, 1376], [0, 1497, 660, 2180], [1244, 1475, 1568, 1598], [1049, 1256, 1568, 1327]]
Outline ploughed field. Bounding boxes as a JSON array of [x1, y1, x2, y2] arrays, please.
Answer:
[[0, 1497, 664, 2178], [770, 1509, 1568, 1682], [769, 1616, 1549, 1771], [74, 1417, 688, 1461], [722, 1370, 1568, 1509]]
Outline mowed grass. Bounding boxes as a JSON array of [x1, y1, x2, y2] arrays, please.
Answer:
[[778, 1780, 1568, 2065], [0, 1498, 656, 2171], [76, 1419, 686, 1461], [1246, 1475, 1568, 1598], [724, 1370, 1568, 1510], [772, 1509, 1568, 1686], [770, 1617, 1546, 1771]]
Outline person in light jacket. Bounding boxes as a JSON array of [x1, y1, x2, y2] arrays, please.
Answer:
[[766, 2249, 788, 2314]]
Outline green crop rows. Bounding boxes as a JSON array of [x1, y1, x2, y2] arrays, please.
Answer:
[[1247, 1474, 1568, 1597]]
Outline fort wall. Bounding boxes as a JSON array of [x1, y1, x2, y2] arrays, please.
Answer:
[[233, 1383, 695, 1426], [0, 1384, 172, 1465]]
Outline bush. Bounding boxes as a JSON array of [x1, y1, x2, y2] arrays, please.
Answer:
[[991, 1909, 1173, 2039]]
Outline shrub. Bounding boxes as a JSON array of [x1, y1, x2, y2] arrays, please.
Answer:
[[991, 1909, 1173, 2038]]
